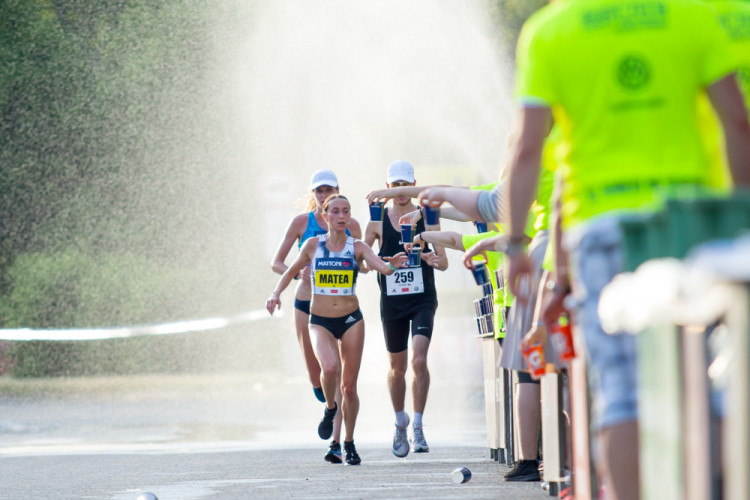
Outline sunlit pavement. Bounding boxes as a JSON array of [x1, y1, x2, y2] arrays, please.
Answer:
[[0, 373, 549, 499]]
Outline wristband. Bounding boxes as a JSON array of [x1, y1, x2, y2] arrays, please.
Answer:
[[388, 261, 399, 271]]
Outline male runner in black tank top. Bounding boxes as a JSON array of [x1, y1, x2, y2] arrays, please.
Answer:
[[364, 160, 448, 458]]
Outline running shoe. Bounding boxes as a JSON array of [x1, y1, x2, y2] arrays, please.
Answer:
[[344, 440, 361, 466], [392, 414, 410, 458], [313, 386, 326, 403], [411, 425, 429, 453], [324, 440, 342, 464], [503, 459, 541, 482], [318, 402, 337, 440]]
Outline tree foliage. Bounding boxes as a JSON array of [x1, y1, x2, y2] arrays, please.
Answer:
[[0, 0, 545, 375]]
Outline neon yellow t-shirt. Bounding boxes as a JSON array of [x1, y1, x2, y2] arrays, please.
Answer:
[[462, 231, 506, 339], [515, 0, 738, 228]]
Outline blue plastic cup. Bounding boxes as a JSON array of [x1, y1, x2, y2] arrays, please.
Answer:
[[369, 202, 384, 222], [408, 245, 422, 267], [485, 314, 494, 333], [400, 224, 415, 244], [423, 205, 440, 226], [451, 467, 472, 484], [475, 221, 488, 233], [471, 262, 490, 286]]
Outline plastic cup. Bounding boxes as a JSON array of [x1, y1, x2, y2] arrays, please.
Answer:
[[484, 314, 494, 333], [475, 221, 488, 233], [424, 205, 440, 226], [471, 262, 490, 286], [522, 343, 546, 379], [549, 321, 576, 362], [451, 466, 472, 484], [369, 202, 384, 222], [495, 269, 504, 291], [408, 245, 422, 267], [400, 224, 415, 244]]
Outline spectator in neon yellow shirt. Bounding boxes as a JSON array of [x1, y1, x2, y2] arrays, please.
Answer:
[[504, 2, 750, 499]]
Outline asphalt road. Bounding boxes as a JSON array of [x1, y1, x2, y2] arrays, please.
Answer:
[[0, 373, 550, 499]]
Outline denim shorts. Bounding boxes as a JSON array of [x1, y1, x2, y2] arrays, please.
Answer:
[[564, 216, 638, 431]]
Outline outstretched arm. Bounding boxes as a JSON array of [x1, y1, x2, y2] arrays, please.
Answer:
[[417, 186, 482, 220], [462, 235, 508, 270], [355, 241, 408, 275], [266, 239, 314, 315], [366, 184, 451, 204], [413, 230, 465, 252]]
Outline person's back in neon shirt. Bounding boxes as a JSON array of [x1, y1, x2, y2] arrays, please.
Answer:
[[515, 0, 738, 227]]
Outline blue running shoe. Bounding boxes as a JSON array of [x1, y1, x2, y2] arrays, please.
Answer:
[[324, 440, 342, 464], [313, 386, 326, 403]]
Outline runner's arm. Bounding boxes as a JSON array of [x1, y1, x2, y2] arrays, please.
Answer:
[[270, 215, 305, 275], [355, 241, 408, 275], [267, 238, 315, 314]]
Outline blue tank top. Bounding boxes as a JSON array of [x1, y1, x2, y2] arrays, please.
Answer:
[[312, 235, 359, 296], [298, 211, 352, 248], [299, 212, 327, 249]]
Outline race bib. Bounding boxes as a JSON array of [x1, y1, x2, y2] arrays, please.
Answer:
[[385, 267, 424, 296], [314, 257, 355, 295]]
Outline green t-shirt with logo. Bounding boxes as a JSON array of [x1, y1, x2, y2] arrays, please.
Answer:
[[515, 0, 738, 228]]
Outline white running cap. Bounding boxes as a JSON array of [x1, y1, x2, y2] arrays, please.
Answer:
[[310, 169, 339, 189], [387, 160, 415, 184]]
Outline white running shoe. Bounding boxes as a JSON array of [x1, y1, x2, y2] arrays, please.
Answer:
[[411, 425, 429, 453], [392, 414, 410, 458]]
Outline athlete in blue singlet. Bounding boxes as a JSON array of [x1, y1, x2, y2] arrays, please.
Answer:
[[269, 170, 362, 463], [268, 195, 408, 466]]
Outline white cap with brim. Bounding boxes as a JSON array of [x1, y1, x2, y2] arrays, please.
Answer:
[[310, 169, 339, 189], [387, 160, 415, 184]]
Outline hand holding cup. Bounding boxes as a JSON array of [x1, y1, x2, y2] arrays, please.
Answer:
[[387, 252, 409, 270]]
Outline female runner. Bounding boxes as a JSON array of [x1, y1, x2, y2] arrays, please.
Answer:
[[269, 170, 362, 462], [267, 194, 408, 465]]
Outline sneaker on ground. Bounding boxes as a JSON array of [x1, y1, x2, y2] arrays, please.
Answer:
[[392, 414, 410, 458], [324, 440, 342, 464], [313, 386, 326, 403], [318, 402, 337, 440], [344, 441, 361, 466], [411, 425, 429, 453], [504, 460, 541, 482]]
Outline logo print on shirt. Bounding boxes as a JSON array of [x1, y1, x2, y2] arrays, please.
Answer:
[[616, 55, 650, 91]]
